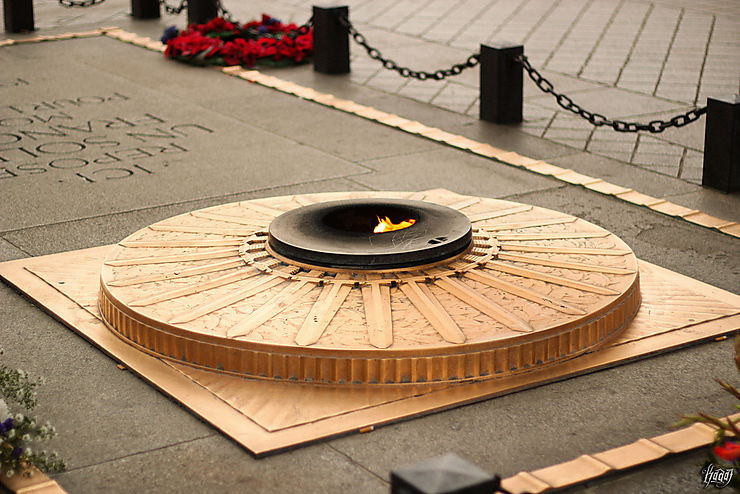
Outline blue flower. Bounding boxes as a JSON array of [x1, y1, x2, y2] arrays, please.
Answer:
[[160, 25, 179, 43], [257, 25, 268, 34], [0, 417, 13, 434], [12, 447, 23, 458], [267, 17, 281, 25]]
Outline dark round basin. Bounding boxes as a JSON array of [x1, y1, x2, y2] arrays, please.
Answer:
[[267, 199, 472, 269]]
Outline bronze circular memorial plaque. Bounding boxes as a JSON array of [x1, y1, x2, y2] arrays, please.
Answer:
[[99, 191, 641, 385]]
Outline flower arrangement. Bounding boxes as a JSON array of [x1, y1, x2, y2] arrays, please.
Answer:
[[0, 348, 65, 478], [161, 15, 313, 67], [676, 379, 740, 489]]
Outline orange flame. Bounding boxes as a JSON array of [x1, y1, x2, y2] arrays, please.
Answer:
[[373, 216, 416, 233]]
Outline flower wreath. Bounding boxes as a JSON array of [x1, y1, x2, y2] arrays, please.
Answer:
[[161, 15, 313, 67]]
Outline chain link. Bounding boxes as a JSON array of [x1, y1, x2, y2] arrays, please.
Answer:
[[161, 0, 186, 15], [294, 16, 313, 36], [337, 13, 479, 81], [516, 55, 706, 133], [217, 1, 233, 21], [58, 0, 105, 8], [158, 0, 233, 18]]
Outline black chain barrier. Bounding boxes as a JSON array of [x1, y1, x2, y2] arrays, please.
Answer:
[[517, 55, 706, 133], [334, 10, 705, 133], [296, 17, 313, 36], [57, 0, 231, 19], [338, 13, 479, 81], [160, 0, 231, 19], [161, 0, 186, 14], [58, 0, 105, 7], [217, 1, 232, 21]]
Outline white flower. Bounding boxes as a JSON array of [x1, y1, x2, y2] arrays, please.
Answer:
[[8, 429, 15, 439], [22, 434, 31, 442], [25, 447, 32, 456], [0, 398, 9, 420], [14, 413, 24, 422], [5, 469, 14, 478]]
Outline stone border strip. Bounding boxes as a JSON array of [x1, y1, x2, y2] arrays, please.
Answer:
[[1, 27, 736, 240], [499, 412, 739, 493], [0, 27, 166, 52]]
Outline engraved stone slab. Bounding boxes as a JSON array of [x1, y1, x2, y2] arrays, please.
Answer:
[[0, 37, 367, 230]]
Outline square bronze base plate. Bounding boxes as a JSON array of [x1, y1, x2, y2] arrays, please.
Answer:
[[1, 246, 738, 456]]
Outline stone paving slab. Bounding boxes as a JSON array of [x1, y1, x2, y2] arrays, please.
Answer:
[[526, 88, 689, 119], [203, 95, 435, 163], [0, 283, 214, 467], [54, 436, 388, 493], [1, 178, 370, 257], [0, 37, 371, 231], [352, 147, 557, 196], [0, 237, 26, 261]]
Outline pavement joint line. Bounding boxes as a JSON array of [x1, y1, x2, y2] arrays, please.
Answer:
[[325, 444, 390, 486], [51, 434, 215, 475], [0, 236, 32, 257], [500, 412, 739, 493], [0, 174, 367, 236], [2, 28, 737, 240]]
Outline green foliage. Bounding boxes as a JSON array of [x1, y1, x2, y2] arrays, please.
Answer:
[[0, 348, 66, 478]]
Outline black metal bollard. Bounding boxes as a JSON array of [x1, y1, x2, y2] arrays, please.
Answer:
[[3, 0, 35, 33], [479, 43, 524, 124], [131, 0, 160, 19], [390, 453, 498, 494], [702, 94, 740, 193], [187, 0, 219, 25], [312, 5, 350, 74]]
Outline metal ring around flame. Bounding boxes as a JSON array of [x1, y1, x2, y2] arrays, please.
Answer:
[[267, 199, 473, 269]]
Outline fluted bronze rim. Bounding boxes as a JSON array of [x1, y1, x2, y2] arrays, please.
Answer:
[[98, 191, 641, 385]]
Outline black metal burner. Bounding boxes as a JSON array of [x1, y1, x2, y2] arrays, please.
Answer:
[[267, 199, 473, 269]]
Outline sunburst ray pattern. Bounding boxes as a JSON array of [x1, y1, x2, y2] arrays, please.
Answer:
[[99, 190, 643, 385]]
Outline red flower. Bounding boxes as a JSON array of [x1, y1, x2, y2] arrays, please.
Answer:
[[164, 30, 221, 60], [221, 38, 258, 67], [714, 440, 740, 462], [163, 14, 313, 66], [200, 17, 237, 34]]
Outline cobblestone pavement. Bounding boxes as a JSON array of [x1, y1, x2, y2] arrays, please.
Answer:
[[262, 0, 740, 185]]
